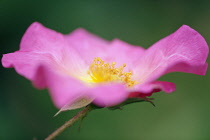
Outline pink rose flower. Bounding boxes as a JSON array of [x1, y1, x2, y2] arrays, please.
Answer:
[[2, 22, 208, 111]]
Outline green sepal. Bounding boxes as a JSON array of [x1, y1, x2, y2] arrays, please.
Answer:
[[108, 97, 155, 110], [89, 103, 104, 110]]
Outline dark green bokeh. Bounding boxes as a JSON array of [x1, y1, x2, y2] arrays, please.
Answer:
[[1, 0, 210, 139]]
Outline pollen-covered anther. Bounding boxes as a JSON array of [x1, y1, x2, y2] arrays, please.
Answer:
[[87, 57, 137, 87]]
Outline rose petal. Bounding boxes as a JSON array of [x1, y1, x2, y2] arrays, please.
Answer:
[[136, 81, 176, 94], [129, 81, 175, 98], [108, 39, 145, 71], [133, 25, 208, 83], [36, 65, 92, 108], [2, 22, 90, 85], [65, 28, 110, 64], [20, 22, 67, 53], [2, 52, 57, 82], [89, 83, 128, 107], [65, 29, 146, 69]]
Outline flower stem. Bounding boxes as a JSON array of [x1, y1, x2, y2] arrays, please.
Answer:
[[45, 105, 94, 140]]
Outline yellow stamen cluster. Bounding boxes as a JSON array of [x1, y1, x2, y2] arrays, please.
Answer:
[[87, 57, 137, 87]]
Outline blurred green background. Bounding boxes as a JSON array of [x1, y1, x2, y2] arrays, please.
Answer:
[[1, 0, 210, 140]]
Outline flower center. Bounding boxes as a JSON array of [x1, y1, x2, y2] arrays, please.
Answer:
[[87, 57, 137, 87]]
